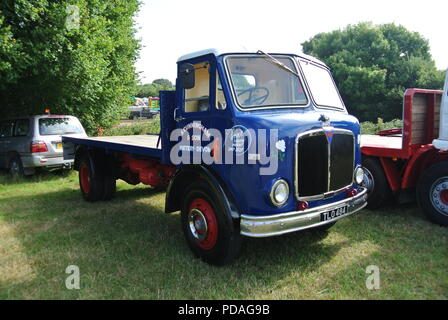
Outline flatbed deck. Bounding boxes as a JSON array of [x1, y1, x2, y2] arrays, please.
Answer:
[[63, 134, 162, 159], [361, 134, 403, 150]]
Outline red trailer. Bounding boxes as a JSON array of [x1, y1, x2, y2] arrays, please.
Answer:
[[361, 75, 448, 226]]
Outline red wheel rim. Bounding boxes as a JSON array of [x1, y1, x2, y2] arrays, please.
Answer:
[[441, 190, 448, 205], [188, 198, 218, 250], [80, 164, 91, 194]]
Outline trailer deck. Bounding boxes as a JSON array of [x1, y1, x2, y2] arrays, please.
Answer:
[[361, 134, 403, 150], [63, 134, 162, 159]]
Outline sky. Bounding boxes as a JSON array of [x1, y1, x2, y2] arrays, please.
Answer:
[[134, 0, 447, 84]]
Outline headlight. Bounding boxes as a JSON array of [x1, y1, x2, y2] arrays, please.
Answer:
[[354, 166, 365, 185], [270, 180, 289, 206]]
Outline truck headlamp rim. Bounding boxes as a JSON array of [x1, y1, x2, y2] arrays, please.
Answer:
[[355, 166, 365, 185], [270, 180, 290, 207]]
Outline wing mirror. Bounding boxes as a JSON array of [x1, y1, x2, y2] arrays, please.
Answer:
[[178, 63, 195, 89]]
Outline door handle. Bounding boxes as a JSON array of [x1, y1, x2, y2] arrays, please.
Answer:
[[174, 107, 185, 122]]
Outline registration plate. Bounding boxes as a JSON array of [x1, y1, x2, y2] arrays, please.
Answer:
[[321, 205, 348, 222], [56, 142, 62, 150]]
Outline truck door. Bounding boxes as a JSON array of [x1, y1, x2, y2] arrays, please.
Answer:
[[173, 57, 217, 164]]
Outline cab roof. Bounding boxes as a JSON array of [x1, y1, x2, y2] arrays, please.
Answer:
[[177, 48, 328, 68]]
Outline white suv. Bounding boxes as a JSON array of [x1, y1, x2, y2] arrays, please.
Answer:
[[0, 115, 87, 176]]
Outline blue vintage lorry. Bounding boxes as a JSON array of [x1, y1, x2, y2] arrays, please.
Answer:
[[63, 49, 368, 265]]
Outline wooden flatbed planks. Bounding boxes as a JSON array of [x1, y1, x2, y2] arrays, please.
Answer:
[[84, 135, 161, 149], [361, 134, 403, 150], [63, 134, 163, 159]]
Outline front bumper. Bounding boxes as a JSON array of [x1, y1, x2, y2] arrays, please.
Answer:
[[240, 188, 368, 237]]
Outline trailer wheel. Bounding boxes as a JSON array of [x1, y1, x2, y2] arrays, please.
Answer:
[[181, 180, 241, 265], [79, 154, 105, 202], [417, 161, 448, 226], [102, 175, 116, 201], [362, 156, 390, 209]]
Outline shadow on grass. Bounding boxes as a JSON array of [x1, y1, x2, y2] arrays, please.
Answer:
[[0, 183, 343, 299], [0, 168, 71, 186], [1, 181, 446, 299]]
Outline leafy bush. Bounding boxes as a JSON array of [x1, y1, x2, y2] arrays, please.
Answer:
[[302, 22, 444, 122], [0, 1, 140, 135], [361, 118, 403, 134], [101, 119, 160, 136]]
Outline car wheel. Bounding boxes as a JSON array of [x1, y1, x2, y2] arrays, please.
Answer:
[[181, 180, 241, 265], [417, 161, 448, 226], [362, 156, 391, 209], [9, 156, 25, 178], [79, 154, 105, 202]]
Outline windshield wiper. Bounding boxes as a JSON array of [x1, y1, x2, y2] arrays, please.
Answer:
[[257, 50, 301, 79]]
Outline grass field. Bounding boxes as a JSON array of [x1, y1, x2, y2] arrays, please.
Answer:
[[0, 171, 447, 300]]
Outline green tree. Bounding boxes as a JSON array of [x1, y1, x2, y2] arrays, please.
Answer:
[[0, 0, 140, 134], [136, 78, 174, 98], [302, 22, 445, 121], [152, 78, 173, 88]]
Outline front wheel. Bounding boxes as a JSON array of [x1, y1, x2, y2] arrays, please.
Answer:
[[181, 180, 241, 265], [417, 161, 448, 226]]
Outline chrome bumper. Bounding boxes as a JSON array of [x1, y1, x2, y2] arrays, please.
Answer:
[[240, 188, 368, 238]]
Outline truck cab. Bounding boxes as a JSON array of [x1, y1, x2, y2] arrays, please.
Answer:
[[64, 49, 368, 265], [165, 49, 367, 233]]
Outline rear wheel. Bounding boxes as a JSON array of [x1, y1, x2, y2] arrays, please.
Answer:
[[417, 161, 448, 226], [362, 156, 390, 209], [9, 156, 24, 178], [78, 154, 105, 202], [102, 175, 116, 200], [181, 180, 241, 265]]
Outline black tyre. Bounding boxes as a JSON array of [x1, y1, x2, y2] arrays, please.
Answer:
[[78, 154, 105, 202], [181, 180, 241, 266], [9, 156, 25, 178], [362, 156, 390, 209], [417, 161, 448, 226], [102, 175, 116, 200]]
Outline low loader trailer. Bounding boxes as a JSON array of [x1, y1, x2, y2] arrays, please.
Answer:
[[63, 49, 368, 265], [361, 71, 448, 226]]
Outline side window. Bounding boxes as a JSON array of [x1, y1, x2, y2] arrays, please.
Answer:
[[0, 121, 14, 138], [216, 70, 227, 110], [184, 62, 210, 113], [14, 119, 30, 137]]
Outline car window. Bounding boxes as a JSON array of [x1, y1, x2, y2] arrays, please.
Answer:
[[0, 121, 14, 138], [39, 118, 84, 135], [14, 119, 30, 137]]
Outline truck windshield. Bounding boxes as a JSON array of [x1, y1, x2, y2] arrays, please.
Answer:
[[39, 118, 83, 135], [226, 56, 307, 109], [299, 60, 344, 110]]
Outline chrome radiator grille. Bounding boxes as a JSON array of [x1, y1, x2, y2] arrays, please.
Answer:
[[295, 129, 355, 200]]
